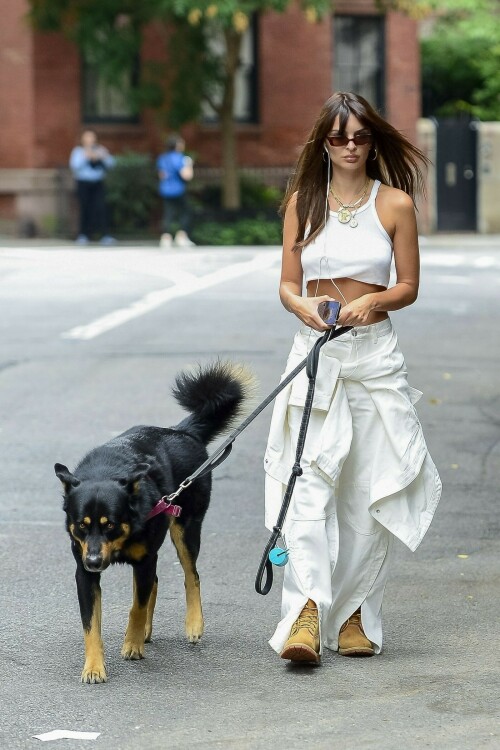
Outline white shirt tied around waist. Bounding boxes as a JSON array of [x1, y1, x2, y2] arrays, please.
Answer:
[[263, 321, 442, 552], [301, 180, 393, 288]]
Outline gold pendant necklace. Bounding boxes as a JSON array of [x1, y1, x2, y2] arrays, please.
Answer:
[[330, 179, 370, 228], [330, 178, 368, 207], [337, 207, 352, 224], [329, 188, 366, 209]]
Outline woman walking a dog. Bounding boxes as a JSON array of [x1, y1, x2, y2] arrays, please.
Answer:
[[264, 92, 441, 664]]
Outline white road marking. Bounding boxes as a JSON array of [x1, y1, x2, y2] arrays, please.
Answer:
[[473, 256, 496, 268], [61, 252, 279, 340]]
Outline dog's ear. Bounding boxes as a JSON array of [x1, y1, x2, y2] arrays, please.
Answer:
[[117, 463, 151, 494], [132, 462, 151, 482], [54, 463, 80, 490]]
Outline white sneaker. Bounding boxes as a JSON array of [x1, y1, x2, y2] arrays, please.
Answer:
[[174, 231, 195, 247], [75, 234, 89, 245], [160, 233, 173, 248], [100, 235, 116, 246]]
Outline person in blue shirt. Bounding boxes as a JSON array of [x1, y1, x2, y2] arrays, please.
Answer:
[[157, 134, 195, 247], [69, 130, 116, 245]]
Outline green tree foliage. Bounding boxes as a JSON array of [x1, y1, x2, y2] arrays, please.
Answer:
[[421, 0, 500, 120]]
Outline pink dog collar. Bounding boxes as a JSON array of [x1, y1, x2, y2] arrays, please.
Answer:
[[146, 497, 182, 520]]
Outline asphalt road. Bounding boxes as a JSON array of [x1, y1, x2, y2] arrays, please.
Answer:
[[0, 238, 499, 749]]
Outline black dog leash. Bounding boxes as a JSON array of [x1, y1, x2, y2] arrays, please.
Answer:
[[148, 325, 351, 579], [254, 328, 339, 595]]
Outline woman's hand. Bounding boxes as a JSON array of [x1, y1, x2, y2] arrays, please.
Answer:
[[290, 294, 337, 332], [336, 294, 376, 327]]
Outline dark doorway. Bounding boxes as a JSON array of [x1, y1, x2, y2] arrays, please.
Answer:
[[436, 117, 477, 231]]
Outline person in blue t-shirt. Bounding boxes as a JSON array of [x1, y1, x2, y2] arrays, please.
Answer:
[[69, 130, 116, 245], [157, 134, 195, 247]]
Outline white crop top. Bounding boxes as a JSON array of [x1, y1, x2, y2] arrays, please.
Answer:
[[301, 180, 393, 288]]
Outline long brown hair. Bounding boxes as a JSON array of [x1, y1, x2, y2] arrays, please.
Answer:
[[281, 92, 428, 251]]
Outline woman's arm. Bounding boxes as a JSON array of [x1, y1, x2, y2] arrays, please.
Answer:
[[280, 196, 335, 332], [337, 191, 420, 327]]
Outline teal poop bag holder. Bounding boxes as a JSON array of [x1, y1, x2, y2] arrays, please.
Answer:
[[268, 547, 289, 567]]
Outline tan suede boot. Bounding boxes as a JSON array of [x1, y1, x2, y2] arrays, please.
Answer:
[[338, 607, 375, 657], [280, 599, 320, 664]]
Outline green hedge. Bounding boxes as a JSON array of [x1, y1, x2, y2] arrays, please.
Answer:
[[191, 216, 282, 246], [192, 177, 283, 212], [190, 177, 283, 245], [105, 152, 159, 236]]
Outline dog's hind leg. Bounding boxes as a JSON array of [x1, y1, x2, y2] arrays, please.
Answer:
[[122, 556, 158, 660], [145, 575, 158, 643], [75, 563, 107, 684], [170, 519, 204, 643]]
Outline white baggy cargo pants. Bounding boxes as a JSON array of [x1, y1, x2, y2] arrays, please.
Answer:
[[264, 319, 442, 655]]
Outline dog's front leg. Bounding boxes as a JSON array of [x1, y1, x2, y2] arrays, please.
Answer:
[[75, 562, 106, 683], [170, 519, 204, 643], [122, 556, 157, 660]]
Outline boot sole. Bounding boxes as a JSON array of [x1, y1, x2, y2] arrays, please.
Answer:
[[280, 644, 320, 664], [338, 646, 374, 657]]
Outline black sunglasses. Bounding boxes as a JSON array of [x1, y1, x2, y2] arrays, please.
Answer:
[[326, 133, 373, 147]]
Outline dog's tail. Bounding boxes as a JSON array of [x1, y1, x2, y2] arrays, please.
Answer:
[[173, 360, 257, 444]]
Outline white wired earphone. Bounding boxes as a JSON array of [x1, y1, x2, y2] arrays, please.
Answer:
[[315, 145, 348, 307], [306, 145, 359, 375]]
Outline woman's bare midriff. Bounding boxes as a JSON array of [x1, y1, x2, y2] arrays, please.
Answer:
[[307, 277, 389, 326]]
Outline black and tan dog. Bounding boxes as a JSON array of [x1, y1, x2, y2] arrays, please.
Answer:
[[55, 362, 253, 683]]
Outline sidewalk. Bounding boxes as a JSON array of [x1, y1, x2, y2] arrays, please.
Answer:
[[0, 233, 500, 250], [419, 233, 500, 249]]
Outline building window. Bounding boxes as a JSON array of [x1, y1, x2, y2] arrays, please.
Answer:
[[82, 54, 139, 123], [333, 16, 385, 112], [202, 15, 259, 123]]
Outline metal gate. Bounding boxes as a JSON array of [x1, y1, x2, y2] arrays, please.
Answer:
[[436, 117, 477, 232]]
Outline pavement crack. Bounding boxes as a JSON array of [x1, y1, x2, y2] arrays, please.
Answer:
[[0, 359, 24, 374], [479, 433, 500, 485], [479, 404, 500, 429]]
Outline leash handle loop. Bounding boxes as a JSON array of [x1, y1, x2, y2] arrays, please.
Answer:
[[255, 530, 280, 596]]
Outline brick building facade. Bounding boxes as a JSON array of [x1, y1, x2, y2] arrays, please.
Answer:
[[0, 0, 421, 235]]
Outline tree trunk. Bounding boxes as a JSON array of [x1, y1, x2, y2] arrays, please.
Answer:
[[220, 28, 242, 210]]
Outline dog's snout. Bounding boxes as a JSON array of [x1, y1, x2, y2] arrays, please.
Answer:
[[85, 553, 104, 571]]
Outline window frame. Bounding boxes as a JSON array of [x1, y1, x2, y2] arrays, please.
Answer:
[[333, 14, 386, 115], [81, 55, 140, 125]]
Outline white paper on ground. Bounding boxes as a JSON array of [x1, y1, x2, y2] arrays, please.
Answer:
[[33, 730, 100, 741]]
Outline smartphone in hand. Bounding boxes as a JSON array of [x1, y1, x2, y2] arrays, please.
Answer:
[[317, 300, 341, 327]]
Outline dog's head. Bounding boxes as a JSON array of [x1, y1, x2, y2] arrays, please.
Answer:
[[55, 462, 150, 573]]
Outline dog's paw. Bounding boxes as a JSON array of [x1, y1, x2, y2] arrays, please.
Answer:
[[121, 640, 145, 660], [185, 615, 204, 644], [81, 662, 107, 684], [144, 626, 153, 643]]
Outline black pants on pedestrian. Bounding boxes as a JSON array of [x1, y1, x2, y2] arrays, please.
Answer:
[[162, 194, 191, 235], [76, 180, 108, 238]]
